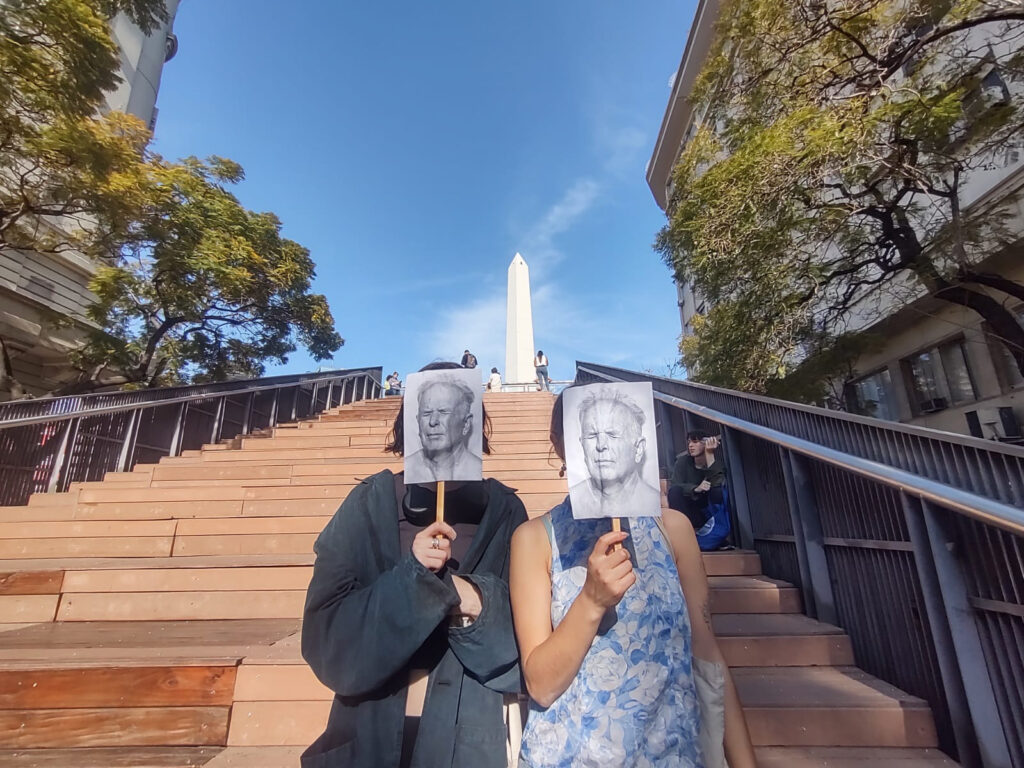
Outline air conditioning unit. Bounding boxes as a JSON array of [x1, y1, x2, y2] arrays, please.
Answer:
[[919, 397, 948, 414], [977, 406, 1023, 442]]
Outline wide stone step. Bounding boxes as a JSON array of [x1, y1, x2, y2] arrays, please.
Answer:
[[708, 575, 802, 613], [77, 477, 569, 503], [735, 666, 937, 747], [754, 747, 957, 767], [50, 575, 793, 622], [713, 613, 854, 666], [0, 558, 783, 623], [0, 745, 958, 768], [221, 663, 939, 748], [0, 746, 226, 767]]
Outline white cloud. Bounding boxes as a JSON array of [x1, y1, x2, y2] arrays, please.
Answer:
[[520, 178, 602, 274], [422, 121, 665, 382], [421, 290, 507, 375]]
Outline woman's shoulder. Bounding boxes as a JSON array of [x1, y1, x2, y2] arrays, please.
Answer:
[[511, 513, 551, 562]]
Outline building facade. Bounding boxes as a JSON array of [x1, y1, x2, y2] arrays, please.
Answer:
[[0, 1, 180, 395], [647, 1, 1024, 441]]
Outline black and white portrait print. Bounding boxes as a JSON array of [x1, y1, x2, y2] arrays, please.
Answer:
[[403, 367, 484, 484], [563, 382, 661, 519]]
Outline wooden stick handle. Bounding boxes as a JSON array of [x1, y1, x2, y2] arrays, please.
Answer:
[[436, 480, 445, 525], [611, 517, 621, 551]]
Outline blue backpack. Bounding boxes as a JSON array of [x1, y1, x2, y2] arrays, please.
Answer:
[[695, 485, 731, 551]]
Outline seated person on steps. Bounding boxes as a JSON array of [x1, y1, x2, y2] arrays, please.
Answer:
[[667, 431, 732, 551]]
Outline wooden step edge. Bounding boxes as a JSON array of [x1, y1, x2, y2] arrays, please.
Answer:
[[0, 746, 227, 767], [753, 747, 958, 767]]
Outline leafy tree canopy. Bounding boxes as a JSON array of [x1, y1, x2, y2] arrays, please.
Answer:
[[73, 156, 344, 392], [658, 0, 1024, 401], [0, 0, 343, 396]]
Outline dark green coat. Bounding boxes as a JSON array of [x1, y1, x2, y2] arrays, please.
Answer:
[[301, 470, 527, 768]]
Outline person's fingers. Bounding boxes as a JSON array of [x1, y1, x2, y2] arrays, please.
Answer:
[[594, 531, 628, 552], [421, 521, 458, 540], [422, 550, 449, 571], [615, 569, 637, 593], [607, 558, 634, 581], [601, 547, 632, 567]]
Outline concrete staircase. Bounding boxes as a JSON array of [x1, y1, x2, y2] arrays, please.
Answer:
[[0, 394, 957, 766]]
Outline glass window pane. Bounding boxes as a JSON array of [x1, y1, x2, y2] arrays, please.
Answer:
[[939, 341, 976, 404], [996, 309, 1024, 387], [1001, 345, 1023, 386], [907, 351, 942, 406], [852, 369, 897, 421]]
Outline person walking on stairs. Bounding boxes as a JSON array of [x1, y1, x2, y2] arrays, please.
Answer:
[[302, 364, 527, 768], [534, 351, 550, 391]]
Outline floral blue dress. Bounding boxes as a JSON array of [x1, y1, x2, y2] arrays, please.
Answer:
[[519, 499, 704, 768]]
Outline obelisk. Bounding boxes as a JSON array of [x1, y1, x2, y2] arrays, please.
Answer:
[[505, 253, 536, 387]]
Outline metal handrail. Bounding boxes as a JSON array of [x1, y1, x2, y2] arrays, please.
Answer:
[[655, 390, 1024, 536], [578, 361, 1023, 768], [0, 365, 383, 507], [578, 361, 1024, 458], [0, 369, 378, 429]]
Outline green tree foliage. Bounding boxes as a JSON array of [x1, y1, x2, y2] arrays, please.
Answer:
[[0, 0, 343, 395], [72, 156, 343, 392], [657, 0, 1024, 400], [0, 0, 161, 257]]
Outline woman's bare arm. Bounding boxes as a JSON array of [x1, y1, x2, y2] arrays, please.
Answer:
[[663, 508, 757, 768], [509, 517, 632, 708]]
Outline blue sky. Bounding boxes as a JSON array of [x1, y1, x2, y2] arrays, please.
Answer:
[[152, 1, 695, 385]]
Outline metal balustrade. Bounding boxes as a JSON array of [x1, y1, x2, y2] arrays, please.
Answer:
[[577, 362, 1024, 768], [0, 367, 382, 507]]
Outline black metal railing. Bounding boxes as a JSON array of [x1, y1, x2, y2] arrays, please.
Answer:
[[0, 367, 382, 507], [577, 362, 1024, 768]]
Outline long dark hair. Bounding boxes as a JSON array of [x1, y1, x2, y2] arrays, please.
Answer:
[[548, 385, 580, 463], [385, 361, 492, 456]]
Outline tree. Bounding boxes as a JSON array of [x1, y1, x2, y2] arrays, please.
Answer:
[[657, 0, 1024, 399], [0, 0, 343, 395], [68, 155, 343, 392], [0, 0, 166, 257]]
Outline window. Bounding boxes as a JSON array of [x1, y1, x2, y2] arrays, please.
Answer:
[[848, 369, 899, 421], [949, 63, 1011, 145], [989, 307, 1024, 389], [902, 338, 978, 414]]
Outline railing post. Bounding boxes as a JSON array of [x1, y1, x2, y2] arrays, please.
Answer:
[[210, 397, 226, 445], [268, 389, 279, 428], [654, 399, 677, 474], [325, 380, 334, 410], [723, 425, 755, 550], [910, 498, 1012, 768], [168, 402, 187, 457], [780, 448, 836, 624], [289, 385, 299, 422], [311, 382, 320, 415], [117, 409, 141, 472], [46, 417, 80, 493], [242, 392, 255, 435], [361, 376, 369, 401], [901, 492, 986, 768]]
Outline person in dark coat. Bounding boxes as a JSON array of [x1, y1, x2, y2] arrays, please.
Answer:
[[301, 362, 528, 768]]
